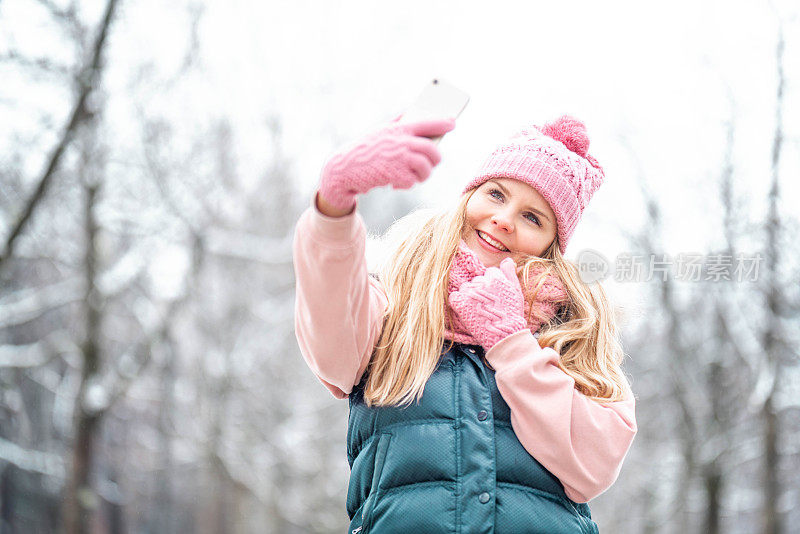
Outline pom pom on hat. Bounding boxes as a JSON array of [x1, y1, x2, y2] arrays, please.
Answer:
[[541, 115, 590, 158]]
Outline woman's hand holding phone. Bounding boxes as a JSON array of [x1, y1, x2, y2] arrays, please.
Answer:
[[316, 117, 456, 217]]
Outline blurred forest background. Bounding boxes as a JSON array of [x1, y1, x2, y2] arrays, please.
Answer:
[[1, 0, 800, 533]]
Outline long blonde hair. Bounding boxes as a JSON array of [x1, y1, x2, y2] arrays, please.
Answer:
[[365, 189, 632, 408]]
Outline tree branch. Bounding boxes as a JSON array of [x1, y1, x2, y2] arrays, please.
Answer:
[[0, 0, 120, 271]]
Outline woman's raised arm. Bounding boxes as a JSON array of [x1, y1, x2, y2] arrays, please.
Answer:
[[292, 195, 389, 399]]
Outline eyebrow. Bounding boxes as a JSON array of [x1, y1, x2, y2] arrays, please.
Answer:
[[487, 180, 552, 223]]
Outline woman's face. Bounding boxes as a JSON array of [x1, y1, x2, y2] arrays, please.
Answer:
[[463, 178, 557, 268]]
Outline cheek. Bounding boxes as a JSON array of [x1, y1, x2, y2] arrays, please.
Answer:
[[518, 228, 553, 255], [465, 197, 491, 222], [464, 204, 480, 228]]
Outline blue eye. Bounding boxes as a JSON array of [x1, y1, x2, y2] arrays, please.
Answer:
[[524, 213, 541, 226], [489, 189, 503, 200]]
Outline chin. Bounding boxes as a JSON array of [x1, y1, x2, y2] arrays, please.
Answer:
[[473, 249, 503, 268], [482, 257, 504, 268]]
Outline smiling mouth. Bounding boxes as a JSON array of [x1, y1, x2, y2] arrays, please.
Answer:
[[477, 230, 509, 252]]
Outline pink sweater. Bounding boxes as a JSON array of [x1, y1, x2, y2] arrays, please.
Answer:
[[292, 198, 638, 503]]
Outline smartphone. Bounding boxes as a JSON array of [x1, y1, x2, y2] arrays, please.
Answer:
[[399, 78, 470, 145]]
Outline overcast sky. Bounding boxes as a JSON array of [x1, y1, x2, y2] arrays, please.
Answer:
[[2, 0, 799, 318], [164, 0, 799, 252]]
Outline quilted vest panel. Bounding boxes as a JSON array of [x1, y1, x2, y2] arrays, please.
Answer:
[[345, 342, 599, 534]]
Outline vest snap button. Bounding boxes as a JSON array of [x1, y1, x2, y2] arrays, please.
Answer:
[[479, 492, 491, 504], [477, 410, 488, 421]]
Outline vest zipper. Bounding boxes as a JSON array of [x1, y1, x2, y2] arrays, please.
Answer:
[[454, 354, 462, 534]]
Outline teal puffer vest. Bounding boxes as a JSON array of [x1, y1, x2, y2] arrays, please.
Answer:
[[346, 342, 599, 534]]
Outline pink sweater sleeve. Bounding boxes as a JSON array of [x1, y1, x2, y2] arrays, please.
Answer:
[[292, 196, 389, 399], [484, 329, 638, 503]]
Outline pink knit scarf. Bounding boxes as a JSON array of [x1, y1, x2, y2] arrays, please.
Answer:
[[444, 240, 570, 345]]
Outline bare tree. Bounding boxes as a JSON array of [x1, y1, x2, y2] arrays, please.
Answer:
[[755, 20, 791, 534], [612, 18, 800, 532], [0, 0, 120, 272]]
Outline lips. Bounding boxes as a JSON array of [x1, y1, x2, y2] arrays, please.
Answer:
[[477, 230, 509, 252]]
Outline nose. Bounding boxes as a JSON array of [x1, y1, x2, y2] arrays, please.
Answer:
[[491, 210, 514, 233]]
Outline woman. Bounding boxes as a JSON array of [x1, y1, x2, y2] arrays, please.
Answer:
[[293, 113, 637, 533]]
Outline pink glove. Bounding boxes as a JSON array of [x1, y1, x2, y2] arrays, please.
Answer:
[[521, 265, 569, 334], [448, 257, 528, 351], [318, 117, 456, 210]]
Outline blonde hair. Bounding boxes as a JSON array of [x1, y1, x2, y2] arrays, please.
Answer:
[[364, 189, 632, 408]]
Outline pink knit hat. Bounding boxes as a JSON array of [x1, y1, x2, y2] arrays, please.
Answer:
[[462, 115, 605, 254]]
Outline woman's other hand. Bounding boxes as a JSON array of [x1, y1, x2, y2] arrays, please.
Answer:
[[448, 258, 528, 350]]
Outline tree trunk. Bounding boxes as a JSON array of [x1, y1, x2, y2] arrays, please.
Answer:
[[62, 159, 104, 534], [762, 393, 779, 534], [155, 339, 177, 534], [702, 463, 722, 534], [63, 411, 100, 534], [760, 20, 786, 534]]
